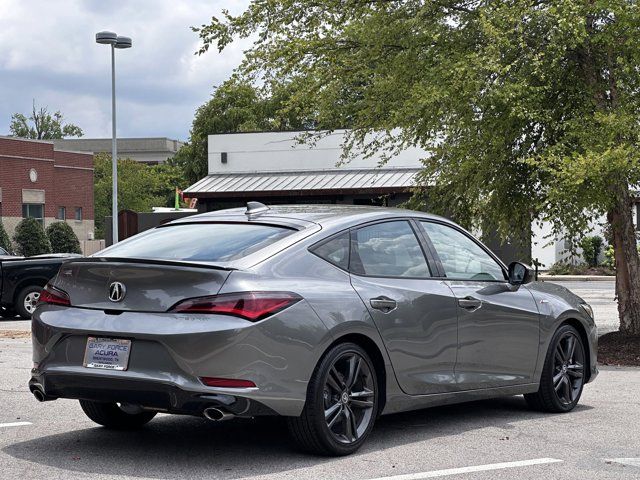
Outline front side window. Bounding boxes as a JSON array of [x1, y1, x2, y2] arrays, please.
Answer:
[[57, 206, 66, 220], [310, 232, 350, 270], [98, 223, 295, 262], [22, 203, 44, 225], [420, 221, 505, 281], [75, 207, 83, 221], [351, 221, 430, 278]]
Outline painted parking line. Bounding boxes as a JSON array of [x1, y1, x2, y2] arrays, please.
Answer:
[[366, 458, 563, 480], [0, 421, 32, 428], [606, 458, 640, 468]]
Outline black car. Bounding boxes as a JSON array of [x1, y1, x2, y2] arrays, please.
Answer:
[[0, 254, 81, 319]]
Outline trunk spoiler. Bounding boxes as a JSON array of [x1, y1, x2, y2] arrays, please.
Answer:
[[67, 256, 236, 271]]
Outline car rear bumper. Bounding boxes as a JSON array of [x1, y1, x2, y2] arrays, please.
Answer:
[[28, 372, 277, 416], [31, 303, 332, 417]]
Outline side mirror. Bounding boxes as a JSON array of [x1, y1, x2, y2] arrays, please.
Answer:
[[508, 261, 535, 285]]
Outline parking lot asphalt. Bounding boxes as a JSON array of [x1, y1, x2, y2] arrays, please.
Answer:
[[1, 336, 639, 480]]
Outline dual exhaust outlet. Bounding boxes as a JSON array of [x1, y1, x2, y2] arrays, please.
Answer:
[[203, 407, 235, 422], [30, 386, 55, 402], [31, 385, 234, 422]]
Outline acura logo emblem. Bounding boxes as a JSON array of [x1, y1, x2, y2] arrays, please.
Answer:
[[108, 282, 126, 302]]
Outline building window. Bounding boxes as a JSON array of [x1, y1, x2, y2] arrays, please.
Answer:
[[22, 203, 44, 226], [75, 207, 83, 221], [57, 207, 66, 220]]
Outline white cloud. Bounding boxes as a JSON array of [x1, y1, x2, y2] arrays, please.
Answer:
[[0, 0, 251, 140]]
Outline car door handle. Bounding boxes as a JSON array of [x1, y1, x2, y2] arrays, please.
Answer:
[[370, 296, 397, 313], [458, 297, 482, 311]]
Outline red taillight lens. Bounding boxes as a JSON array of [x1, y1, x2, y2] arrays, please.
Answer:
[[169, 291, 301, 321], [200, 377, 257, 388], [38, 284, 70, 307]]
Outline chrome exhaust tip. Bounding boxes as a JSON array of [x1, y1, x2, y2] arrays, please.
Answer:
[[31, 386, 54, 402], [203, 407, 235, 422]]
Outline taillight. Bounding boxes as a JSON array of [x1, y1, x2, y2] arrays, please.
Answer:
[[200, 377, 257, 388], [38, 284, 71, 307], [169, 291, 301, 321]]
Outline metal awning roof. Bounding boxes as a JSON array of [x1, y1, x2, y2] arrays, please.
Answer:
[[184, 168, 422, 198]]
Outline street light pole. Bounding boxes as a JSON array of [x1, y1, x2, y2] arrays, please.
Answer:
[[110, 42, 118, 246], [96, 31, 132, 245]]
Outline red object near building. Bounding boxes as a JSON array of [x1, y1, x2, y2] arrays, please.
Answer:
[[0, 136, 95, 244]]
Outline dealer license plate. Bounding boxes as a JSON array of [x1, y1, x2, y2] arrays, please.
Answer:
[[83, 337, 131, 371]]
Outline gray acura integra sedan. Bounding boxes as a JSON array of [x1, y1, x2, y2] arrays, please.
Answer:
[[30, 203, 597, 456]]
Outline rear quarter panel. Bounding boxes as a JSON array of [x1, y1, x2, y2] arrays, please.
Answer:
[[230, 241, 402, 413]]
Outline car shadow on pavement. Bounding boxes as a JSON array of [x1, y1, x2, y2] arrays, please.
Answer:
[[3, 396, 593, 479]]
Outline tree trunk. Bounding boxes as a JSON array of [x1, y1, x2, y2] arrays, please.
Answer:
[[607, 185, 640, 336]]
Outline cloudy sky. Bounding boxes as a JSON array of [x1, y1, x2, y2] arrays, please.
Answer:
[[0, 0, 250, 141]]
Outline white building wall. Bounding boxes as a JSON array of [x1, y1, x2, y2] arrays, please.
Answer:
[[208, 130, 427, 174]]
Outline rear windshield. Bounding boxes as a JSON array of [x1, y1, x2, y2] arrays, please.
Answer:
[[97, 223, 295, 262]]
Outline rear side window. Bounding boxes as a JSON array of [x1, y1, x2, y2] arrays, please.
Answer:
[[310, 232, 350, 270], [98, 223, 294, 262], [351, 221, 430, 278]]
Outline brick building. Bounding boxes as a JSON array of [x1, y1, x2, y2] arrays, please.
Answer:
[[0, 136, 95, 245]]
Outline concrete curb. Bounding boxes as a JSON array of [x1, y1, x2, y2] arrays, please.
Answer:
[[539, 275, 615, 282]]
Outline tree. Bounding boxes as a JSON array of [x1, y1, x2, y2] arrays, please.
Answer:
[[46, 222, 82, 254], [197, 1, 640, 336], [10, 101, 83, 139], [171, 78, 316, 184], [93, 154, 191, 238], [0, 221, 11, 254], [13, 218, 51, 257]]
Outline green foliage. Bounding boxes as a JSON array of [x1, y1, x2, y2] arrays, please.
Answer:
[[46, 222, 81, 254], [604, 243, 640, 269], [196, 1, 640, 241], [580, 236, 604, 268], [10, 101, 83, 139], [0, 221, 12, 254], [171, 77, 317, 184], [13, 218, 51, 257], [604, 245, 616, 268], [547, 262, 582, 276], [93, 154, 191, 239]]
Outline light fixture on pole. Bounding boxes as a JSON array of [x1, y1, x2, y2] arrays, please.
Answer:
[[96, 31, 132, 245]]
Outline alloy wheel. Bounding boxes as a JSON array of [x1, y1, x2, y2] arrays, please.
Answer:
[[24, 292, 40, 314], [322, 351, 376, 444], [553, 331, 585, 405]]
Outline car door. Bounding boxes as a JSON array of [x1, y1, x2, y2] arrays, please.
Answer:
[[419, 220, 540, 390], [348, 219, 460, 395]]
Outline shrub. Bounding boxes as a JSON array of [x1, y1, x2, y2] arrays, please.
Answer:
[[580, 235, 604, 268], [603, 245, 615, 268], [46, 221, 82, 254], [0, 221, 11, 254], [547, 261, 581, 276], [13, 218, 52, 257]]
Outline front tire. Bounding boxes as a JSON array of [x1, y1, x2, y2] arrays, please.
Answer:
[[79, 400, 156, 429], [525, 324, 586, 413], [287, 342, 379, 456], [16, 285, 42, 319]]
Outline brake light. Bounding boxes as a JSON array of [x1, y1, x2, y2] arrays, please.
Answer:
[[38, 284, 70, 307], [200, 377, 257, 388], [170, 291, 301, 321]]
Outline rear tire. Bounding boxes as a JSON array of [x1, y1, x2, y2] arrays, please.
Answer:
[[525, 324, 586, 413], [287, 342, 379, 456], [79, 400, 156, 429], [16, 285, 42, 319]]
